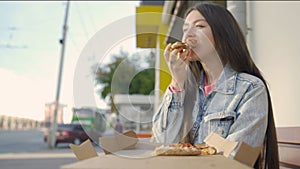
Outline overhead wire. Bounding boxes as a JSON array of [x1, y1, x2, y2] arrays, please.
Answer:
[[74, 1, 90, 41], [84, 3, 98, 34]]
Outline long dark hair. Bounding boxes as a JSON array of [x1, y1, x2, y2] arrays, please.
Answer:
[[185, 2, 279, 169]]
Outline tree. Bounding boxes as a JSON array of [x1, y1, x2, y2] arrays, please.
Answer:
[[128, 50, 155, 95], [92, 48, 155, 110]]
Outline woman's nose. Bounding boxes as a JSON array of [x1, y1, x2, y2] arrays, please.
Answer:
[[183, 27, 195, 40], [185, 26, 196, 36]]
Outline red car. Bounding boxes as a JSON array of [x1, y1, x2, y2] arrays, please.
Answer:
[[44, 124, 97, 147]]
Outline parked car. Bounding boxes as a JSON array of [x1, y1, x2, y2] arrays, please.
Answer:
[[44, 124, 101, 147]]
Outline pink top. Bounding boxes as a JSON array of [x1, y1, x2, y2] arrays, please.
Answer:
[[204, 76, 215, 96], [169, 85, 184, 93], [169, 75, 215, 95]]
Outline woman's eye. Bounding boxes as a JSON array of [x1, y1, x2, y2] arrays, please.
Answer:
[[196, 25, 205, 28]]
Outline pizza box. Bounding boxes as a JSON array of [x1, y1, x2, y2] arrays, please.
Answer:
[[99, 130, 140, 154], [204, 133, 262, 167], [64, 130, 261, 169]]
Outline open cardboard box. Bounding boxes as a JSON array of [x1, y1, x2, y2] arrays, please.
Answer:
[[66, 130, 261, 169], [99, 130, 139, 154], [204, 133, 262, 167]]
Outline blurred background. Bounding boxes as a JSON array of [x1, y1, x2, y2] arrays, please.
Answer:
[[0, 0, 299, 165]]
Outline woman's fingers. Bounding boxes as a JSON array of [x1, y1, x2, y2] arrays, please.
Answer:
[[177, 48, 190, 63], [165, 44, 190, 65], [164, 43, 172, 60], [166, 48, 177, 63]]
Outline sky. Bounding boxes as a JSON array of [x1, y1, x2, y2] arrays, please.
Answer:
[[0, 1, 141, 123]]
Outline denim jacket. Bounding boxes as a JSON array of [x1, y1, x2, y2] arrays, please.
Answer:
[[152, 65, 268, 147]]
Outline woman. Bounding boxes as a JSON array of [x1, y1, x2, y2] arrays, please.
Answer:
[[152, 2, 279, 169]]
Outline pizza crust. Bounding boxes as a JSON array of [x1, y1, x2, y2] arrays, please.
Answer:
[[170, 42, 188, 50], [154, 143, 217, 156]]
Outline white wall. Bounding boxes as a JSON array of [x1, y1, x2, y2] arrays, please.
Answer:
[[247, 2, 300, 127]]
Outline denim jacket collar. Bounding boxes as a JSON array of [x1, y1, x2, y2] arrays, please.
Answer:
[[199, 64, 237, 95]]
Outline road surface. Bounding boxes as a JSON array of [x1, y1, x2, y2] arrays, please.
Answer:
[[0, 129, 103, 169]]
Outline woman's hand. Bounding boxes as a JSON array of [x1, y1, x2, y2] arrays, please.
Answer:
[[164, 43, 190, 90]]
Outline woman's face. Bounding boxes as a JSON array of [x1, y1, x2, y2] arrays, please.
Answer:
[[182, 10, 216, 61]]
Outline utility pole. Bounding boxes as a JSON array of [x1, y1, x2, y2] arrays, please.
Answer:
[[48, 1, 70, 149], [227, 1, 247, 37]]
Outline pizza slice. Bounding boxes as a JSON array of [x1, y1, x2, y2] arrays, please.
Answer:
[[194, 144, 217, 155], [154, 143, 217, 156]]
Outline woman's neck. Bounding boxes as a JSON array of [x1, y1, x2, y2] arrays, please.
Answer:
[[201, 54, 223, 85]]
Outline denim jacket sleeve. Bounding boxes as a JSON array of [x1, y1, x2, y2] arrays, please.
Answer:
[[152, 88, 185, 143], [226, 79, 268, 147]]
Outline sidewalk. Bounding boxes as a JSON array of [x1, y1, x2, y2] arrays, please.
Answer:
[[0, 145, 103, 169]]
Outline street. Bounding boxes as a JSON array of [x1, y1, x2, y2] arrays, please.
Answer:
[[0, 129, 47, 153], [0, 129, 103, 169]]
